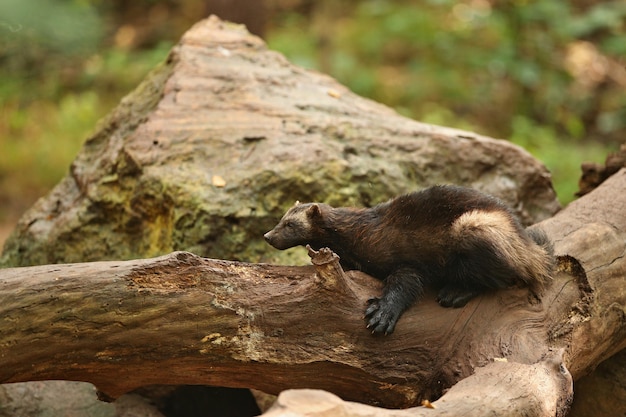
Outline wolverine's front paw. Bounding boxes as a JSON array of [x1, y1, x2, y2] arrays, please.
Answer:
[[364, 297, 401, 335]]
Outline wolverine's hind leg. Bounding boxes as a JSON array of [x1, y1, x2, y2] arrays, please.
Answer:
[[438, 239, 521, 308], [443, 209, 533, 308], [364, 266, 425, 335]]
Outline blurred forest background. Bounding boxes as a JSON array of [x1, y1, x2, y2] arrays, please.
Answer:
[[1, 0, 624, 246]]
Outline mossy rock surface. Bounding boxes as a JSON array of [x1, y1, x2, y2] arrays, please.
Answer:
[[1, 16, 559, 267]]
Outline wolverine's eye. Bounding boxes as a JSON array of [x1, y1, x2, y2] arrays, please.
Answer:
[[284, 221, 293, 228]]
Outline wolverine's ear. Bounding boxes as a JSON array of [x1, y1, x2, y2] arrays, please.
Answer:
[[306, 204, 322, 219]]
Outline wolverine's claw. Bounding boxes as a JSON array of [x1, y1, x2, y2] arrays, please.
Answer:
[[364, 297, 400, 335]]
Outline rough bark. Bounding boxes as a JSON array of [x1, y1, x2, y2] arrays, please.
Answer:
[[264, 349, 572, 417], [576, 142, 626, 196], [2, 170, 625, 416]]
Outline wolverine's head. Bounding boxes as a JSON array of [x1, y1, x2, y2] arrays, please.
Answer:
[[264, 202, 326, 250]]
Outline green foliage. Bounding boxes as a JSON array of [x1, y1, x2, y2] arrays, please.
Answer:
[[0, 41, 171, 223], [0, 0, 102, 51], [508, 116, 610, 201], [0, 0, 98, 109]]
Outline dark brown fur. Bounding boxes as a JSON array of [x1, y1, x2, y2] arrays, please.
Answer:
[[264, 185, 554, 334]]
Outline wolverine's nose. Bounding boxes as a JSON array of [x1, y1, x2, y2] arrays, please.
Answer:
[[263, 232, 271, 243]]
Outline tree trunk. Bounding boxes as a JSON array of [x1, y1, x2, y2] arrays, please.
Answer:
[[2, 169, 625, 416]]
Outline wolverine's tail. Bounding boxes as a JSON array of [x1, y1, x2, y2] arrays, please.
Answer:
[[526, 225, 555, 257], [524, 225, 556, 294]]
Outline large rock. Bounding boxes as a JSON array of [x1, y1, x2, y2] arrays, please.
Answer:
[[0, 381, 115, 417], [1, 15, 559, 268]]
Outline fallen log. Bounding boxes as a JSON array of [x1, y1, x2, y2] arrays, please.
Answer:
[[2, 169, 625, 416]]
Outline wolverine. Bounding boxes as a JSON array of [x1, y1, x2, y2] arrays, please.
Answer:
[[264, 185, 554, 335]]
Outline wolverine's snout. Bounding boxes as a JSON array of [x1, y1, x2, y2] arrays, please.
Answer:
[[264, 230, 292, 250], [264, 231, 280, 248]]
